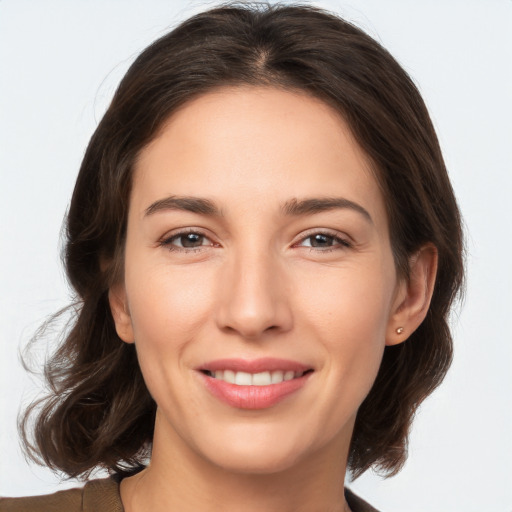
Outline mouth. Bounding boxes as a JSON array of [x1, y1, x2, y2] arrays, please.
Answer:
[[197, 358, 314, 409], [200, 369, 313, 386]]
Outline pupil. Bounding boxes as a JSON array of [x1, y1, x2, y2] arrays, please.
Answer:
[[311, 234, 332, 247], [181, 233, 202, 247]]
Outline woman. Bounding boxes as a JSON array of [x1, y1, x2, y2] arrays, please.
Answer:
[[0, 3, 463, 511]]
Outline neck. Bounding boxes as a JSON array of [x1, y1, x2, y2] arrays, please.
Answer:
[[121, 410, 354, 512]]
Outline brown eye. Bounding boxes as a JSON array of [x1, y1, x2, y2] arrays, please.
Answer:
[[177, 233, 205, 248], [298, 232, 350, 250], [161, 231, 213, 251], [309, 234, 336, 248]]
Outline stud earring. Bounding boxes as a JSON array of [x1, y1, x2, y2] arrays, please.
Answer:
[[396, 327, 404, 335]]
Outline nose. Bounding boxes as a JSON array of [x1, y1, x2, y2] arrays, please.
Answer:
[[215, 250, 293, 340]]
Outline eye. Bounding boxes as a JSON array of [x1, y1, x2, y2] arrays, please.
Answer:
[[160, 230, 216, 252], [296, 232, 351, 251]]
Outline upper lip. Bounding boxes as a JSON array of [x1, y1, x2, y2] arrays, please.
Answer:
[[198, 358, 313, 374]]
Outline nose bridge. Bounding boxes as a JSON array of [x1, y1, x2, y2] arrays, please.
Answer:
[[216, 242, 292, 339]]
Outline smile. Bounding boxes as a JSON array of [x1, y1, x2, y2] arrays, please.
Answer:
[[202, 369, 310, 386], [198, 359, 314, 409]]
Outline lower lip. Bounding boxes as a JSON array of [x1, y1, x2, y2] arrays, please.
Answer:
[[200, 372, 312, 410]]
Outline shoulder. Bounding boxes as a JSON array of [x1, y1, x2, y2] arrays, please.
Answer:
[[0, 478, 123, 512], [1, 479, 374, 512], [0, 486, 83, 512], [345, 487, 381, 512]]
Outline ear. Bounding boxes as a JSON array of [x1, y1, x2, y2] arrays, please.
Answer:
[[386, 244, 438, 346], [108, 284, 135, 344]]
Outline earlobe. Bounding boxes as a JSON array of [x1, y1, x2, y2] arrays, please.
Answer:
[[108, 285, 135, 344], [386, 244, 438, 346]]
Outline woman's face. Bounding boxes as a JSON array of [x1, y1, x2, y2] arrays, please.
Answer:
[[112, 86, 405, 474]]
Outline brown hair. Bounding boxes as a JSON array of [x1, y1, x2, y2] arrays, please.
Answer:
[[21, 2, 464, 479]]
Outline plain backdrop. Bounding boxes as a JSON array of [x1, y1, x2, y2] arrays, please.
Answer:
[[1, 1, 511, 510]]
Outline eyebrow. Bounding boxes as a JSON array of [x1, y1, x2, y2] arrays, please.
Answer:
[[282, 197, 373, 223], [144, 195, 372, 224], [145, 196, 222, 217]]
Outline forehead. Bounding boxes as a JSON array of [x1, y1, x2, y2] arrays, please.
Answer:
[[132, 86, 386, 228]]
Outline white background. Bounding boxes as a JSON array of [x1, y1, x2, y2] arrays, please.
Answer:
[[1, 1, 511, 510]]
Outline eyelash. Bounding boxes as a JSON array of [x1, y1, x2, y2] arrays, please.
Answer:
[[159, 228, 216, 253], [159, 229, 352, 254], [294, 230, 352, 253]]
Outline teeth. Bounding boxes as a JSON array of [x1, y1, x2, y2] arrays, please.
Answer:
[[284, 370, 295, 381], [234, 371, 252, 385], [271, 370, 284, 384], [208, 369, 305, 386], [252, 371, 271, 386], [223, 370, 235, 384]]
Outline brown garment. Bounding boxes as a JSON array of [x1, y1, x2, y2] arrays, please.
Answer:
[[0, 478, 379, 512]]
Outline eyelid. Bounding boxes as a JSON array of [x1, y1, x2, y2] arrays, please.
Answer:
[[157, 227, 352, 253], [158, 227, 218, 252], [292, 228, 353, 250]]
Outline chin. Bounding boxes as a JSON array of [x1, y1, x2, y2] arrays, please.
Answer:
[[208, 446, 304, 475], [195, 424, 320, 475]]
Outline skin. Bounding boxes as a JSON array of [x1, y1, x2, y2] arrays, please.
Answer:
[[110, 86, 437, 512]]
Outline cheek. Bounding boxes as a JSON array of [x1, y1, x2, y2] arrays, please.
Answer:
[[297, 261, 395, 342], [295, 260, 395, 397], [123, 260, 216, 397], [122, 266, 216, 427], [126, 261, 214, 341]]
